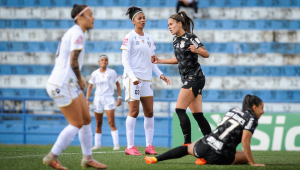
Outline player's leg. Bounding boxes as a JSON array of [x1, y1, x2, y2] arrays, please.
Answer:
[[106, 109, 120, 150], [145, 140, 197, 164], [77, 93, 107, 169], [140, 96, 157, 155], [232, 151, 248, 165], [92, 112, 103, 150], [43, 84, 84, 169], [189, 95, 211, 136], [176, 88, 195, 144]]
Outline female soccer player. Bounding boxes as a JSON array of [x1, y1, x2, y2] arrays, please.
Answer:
[[152, 11, 211, 146], [121, 6, 170, 155], [145, 94, 265, 166], [86, 55, 122, 151], [44, 4, 107, 170]]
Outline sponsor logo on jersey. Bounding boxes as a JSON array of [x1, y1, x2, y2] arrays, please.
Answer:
[[206, 136, 224, 151], [180, 40, 185, 48], [136, 41, 139, 45], [51, 90, 55, 95], [55, 88, 60, 94], [74, 36, 83, 44], [184, 81, 188, 85], [173, 37, 177, 42], [190, 39, 198, 48], [245, 118, 254, 129], [182, 35, 188, 40], [147, 41, 151, 48], [122, 38, 128, 46], [195, 38, 201, 43]]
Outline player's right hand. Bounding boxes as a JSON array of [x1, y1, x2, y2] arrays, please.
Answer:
[[78, 78, 86, 91], [132, 77, 141, 85], [86, 100, 90, 107], [151, 55, 159, 64]]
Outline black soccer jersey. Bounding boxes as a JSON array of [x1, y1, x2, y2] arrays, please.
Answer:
[[203, 108, 258, 158], [173, 32, 204, 83]]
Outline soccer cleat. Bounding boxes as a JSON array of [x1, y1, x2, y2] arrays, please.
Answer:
[[145, 145, 158, 155], [145, 156, 158, 164], [91, 145, 101, 151], [81, 158, 107, 169], [195, 158, 207, 165], [43, 155, 68, 170], [113, 144, 120, 150], [125, 146, 142, 155], [181, 143, 191, 146]]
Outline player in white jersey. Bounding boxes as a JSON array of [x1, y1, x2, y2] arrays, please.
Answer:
[[43, 4, 107, 170], [121, 6, 170, 155], [86, 55, 122, 151]]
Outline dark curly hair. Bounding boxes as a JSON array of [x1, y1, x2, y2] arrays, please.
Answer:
[[126, 6, 143, 20]]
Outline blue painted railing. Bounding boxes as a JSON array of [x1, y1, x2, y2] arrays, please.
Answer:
[[0, 97, 174, 148]]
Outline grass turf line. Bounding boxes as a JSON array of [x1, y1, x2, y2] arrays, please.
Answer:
[[0, 145, 300, 170]]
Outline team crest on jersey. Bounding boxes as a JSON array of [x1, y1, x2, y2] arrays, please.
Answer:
[[55, 88, 60, 94], [147, 42, 151, 48], [122, 38, 128, 46], [136, 41, 140, 45], [180, 41, 185, 48], [69, 78, 73, 83], [74, 36, 83, 44]]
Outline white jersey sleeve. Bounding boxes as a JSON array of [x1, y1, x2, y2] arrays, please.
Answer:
[[120, 34, 132, 51], [88, 71, 96, 84], [70, 30, 84, 51], [113, 70, 119, 83]]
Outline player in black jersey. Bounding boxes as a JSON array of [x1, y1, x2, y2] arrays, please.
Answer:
[[151, 11, 211, 149], [145, 95, 265, 167]]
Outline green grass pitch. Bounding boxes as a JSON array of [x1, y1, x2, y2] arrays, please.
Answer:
[[0, 145, 300, 170]]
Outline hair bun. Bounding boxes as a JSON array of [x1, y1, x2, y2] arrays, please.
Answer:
[[73, 3, 78, 8]]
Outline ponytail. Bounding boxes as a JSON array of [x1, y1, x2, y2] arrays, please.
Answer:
[[169, 11, 194, 33], [242, 94, 263, 114]]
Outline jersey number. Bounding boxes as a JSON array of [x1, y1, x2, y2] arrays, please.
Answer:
[[135, 90, 140, 95], [217, 117, 239, 140]]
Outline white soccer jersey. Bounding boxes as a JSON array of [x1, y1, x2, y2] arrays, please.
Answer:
[[47, 24, 85, 87], [89, 68, 119, 97], [121, 30, 162, 80]]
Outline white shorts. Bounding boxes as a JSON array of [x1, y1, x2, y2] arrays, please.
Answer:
[[123, 77, 153, 102], [93, 96, 116, 113], [46, 83, 82, 107]]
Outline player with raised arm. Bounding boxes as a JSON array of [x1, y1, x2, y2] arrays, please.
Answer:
[[145, 94, 265, 166], [151, 11, 211, 164], [121, 6, 170, 155], [86, 55, 122, 151], [44, 4, 107, 170]]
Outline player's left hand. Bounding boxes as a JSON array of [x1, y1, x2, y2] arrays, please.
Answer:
[[116, 98, 122, 106], [160, 74, 170, 85], [188, 45, 197, 53]]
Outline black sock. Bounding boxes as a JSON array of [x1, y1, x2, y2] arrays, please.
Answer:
[[175, 108, 191, 144], [192, 112, 212, 136], [156, 146, 188, 162]]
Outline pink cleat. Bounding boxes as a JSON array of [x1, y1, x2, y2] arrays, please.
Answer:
[[145, 145, 158, 155], [125, 146, 142, 155]]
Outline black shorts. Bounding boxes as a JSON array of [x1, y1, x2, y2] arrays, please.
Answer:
[[182, 79, 205, 98], [193, 139, 235, 165]]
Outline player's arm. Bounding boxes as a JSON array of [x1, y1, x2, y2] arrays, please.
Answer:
[[70, 50, 86, 90], [115, 81, 122, 106], [188, 46, 209, 58], [151, 56, 178, 64], [122, 50, 140, 85], [241, 130, 265, 166], [86, 83, 93, 106]]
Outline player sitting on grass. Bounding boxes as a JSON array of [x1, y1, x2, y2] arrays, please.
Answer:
[[145, 94, 265, 166]]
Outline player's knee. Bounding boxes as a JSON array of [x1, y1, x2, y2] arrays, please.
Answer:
[[96, 121, 103, 128], [108, 120, 116, 128]]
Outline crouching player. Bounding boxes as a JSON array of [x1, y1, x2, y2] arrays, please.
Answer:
[[145, 94, 265, 166]]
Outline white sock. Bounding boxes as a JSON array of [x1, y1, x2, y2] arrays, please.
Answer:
[[51, 124, 79, 156], [111, 130, 119, 145], [94, 133, 102, 146], [144, 116, 154, 147], [126, 116, 136, 149], [78, 123, 93, 156]]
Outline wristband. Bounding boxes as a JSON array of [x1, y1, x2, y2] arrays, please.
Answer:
[[118, 96, 122, 98]]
